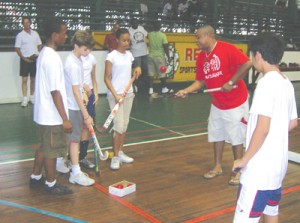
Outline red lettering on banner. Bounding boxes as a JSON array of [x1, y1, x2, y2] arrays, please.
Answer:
[[185, 48, 201, 61], [194, 49, 201, 60], [185, 48, 193, 61]]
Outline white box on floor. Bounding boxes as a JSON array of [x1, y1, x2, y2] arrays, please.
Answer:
[[108, 180, 136, 197]]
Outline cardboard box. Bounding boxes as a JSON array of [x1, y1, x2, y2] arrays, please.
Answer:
[[109, 180, 136, 197]]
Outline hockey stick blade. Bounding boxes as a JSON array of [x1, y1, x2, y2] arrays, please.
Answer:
[[89, 127, 109, 160]]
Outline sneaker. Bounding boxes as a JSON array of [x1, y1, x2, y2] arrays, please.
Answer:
[[118, 151, 134, 163], [110, 156, 120, 170], [45, 183, 73, 195], [56, 160, 70, 173], [21, 97, 28, 107], [69, 171, 95, 186], [80, 158, 95, 169], [162, 87, 174, 94], [29, 176, 45, 188], [29, 95, 34, 104], [149, 88, 154, 95]]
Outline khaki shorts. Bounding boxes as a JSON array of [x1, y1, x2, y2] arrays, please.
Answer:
[[37, 125, 68, 158], [208, 100, 249, 146], [148, 55, 167, 78], [107, 93, 135, 134]]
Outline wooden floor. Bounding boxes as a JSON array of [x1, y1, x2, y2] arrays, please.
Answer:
[[1, 83, 300, 223]]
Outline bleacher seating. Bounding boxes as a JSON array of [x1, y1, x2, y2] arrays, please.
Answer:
[[1, 0, 300, 51]]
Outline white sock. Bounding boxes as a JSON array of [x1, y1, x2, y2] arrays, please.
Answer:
[[57, 157, 64, 164], [149, 88, 153, 94], [71, 164, 81, 175], [30, 174, 42, 180], [45, 179, 56, 187]]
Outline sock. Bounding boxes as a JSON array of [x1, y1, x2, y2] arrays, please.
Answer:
[[45, 179, 56, 187], [71, 164, 81, 175], [160, 78, 167, 88], [57, 157, 64, 164], [149, 88, 153, 94], [30, 174, 42, 180], [79, 140, 89, 160]]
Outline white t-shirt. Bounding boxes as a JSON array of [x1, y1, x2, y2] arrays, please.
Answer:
[[240, 71, 298, 190], [128, 25, 148, 57], [34, 47, 68, 125], [81, 53, 97, 89], [64, 52, 84, 110], [106, 50, 134, 95], [15, 29, 42, 57]]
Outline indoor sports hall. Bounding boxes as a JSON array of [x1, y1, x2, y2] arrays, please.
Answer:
[[1, 0, 300, 222]]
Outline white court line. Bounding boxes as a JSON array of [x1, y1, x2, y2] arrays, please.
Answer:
[[130, 116, 186, 136], [0, 132, 208, 165]]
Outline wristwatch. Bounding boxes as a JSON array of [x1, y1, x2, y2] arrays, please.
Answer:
[[228, 80, 234, 86]]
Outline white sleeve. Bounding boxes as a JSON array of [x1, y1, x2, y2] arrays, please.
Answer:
[[15, 33, 21, 48]]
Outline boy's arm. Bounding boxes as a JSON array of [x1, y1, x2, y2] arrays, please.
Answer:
[[51, 90, 72, 133], [289, 118, 298, 131], [91, 65, 98, 104], [72, 85, 93, 127], [233, 114, 271, 171]]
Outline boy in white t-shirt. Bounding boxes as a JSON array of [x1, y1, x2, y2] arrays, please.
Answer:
[[79, 52, 98, 169], [64, 30, 95, 186], [104, 28, 141, 170], [232, 33, 298, 223], [30, 19, 73, 195], [128, 18, 149, 94]]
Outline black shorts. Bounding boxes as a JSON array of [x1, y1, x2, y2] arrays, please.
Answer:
[[20, 59, 36, 77]]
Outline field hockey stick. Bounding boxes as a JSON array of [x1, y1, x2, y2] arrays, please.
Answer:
[[89, 126, 109, 161], [99, 76, 136, 133], [203, 85, 237, 93]]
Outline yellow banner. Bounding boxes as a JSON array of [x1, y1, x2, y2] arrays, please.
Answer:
[[93, 32, 248, 82]]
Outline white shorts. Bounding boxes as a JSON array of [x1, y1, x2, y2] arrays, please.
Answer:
[[107, 93, 135, 134], [233, 184, 281, 223], [208, 100, 249, 145]]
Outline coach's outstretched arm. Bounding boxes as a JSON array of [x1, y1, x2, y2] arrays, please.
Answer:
[[175, 80, 205, 98]]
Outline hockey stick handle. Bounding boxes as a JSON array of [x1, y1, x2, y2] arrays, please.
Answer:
[[203, 85, 237, 93], [100, 76, 136, 132]]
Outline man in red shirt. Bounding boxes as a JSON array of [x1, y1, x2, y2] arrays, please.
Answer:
[[104, 23, 120, 52], [176, 25, 252, 185]]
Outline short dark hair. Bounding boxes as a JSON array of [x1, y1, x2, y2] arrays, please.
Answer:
[[116, 28, 129, 39], [249, 32, 285, 65], [44, 19, 65, 40], [22, 16, 31, 24]]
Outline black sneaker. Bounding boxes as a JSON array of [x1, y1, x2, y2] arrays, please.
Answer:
[[29, 176, 46, 188], [79, 158, 95, 169], [45, 183, 73, 195]]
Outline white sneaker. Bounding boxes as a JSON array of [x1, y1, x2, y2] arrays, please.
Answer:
[[149, 88, 154, 95], [21, 97, 28, 107], [69, 171, 95, 186], [29, 95, 34, 104], [56, 160, 70, 173], [118, 151, 134, 163], [110, 156, 120, 170], [162, 87, 174, 94]]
